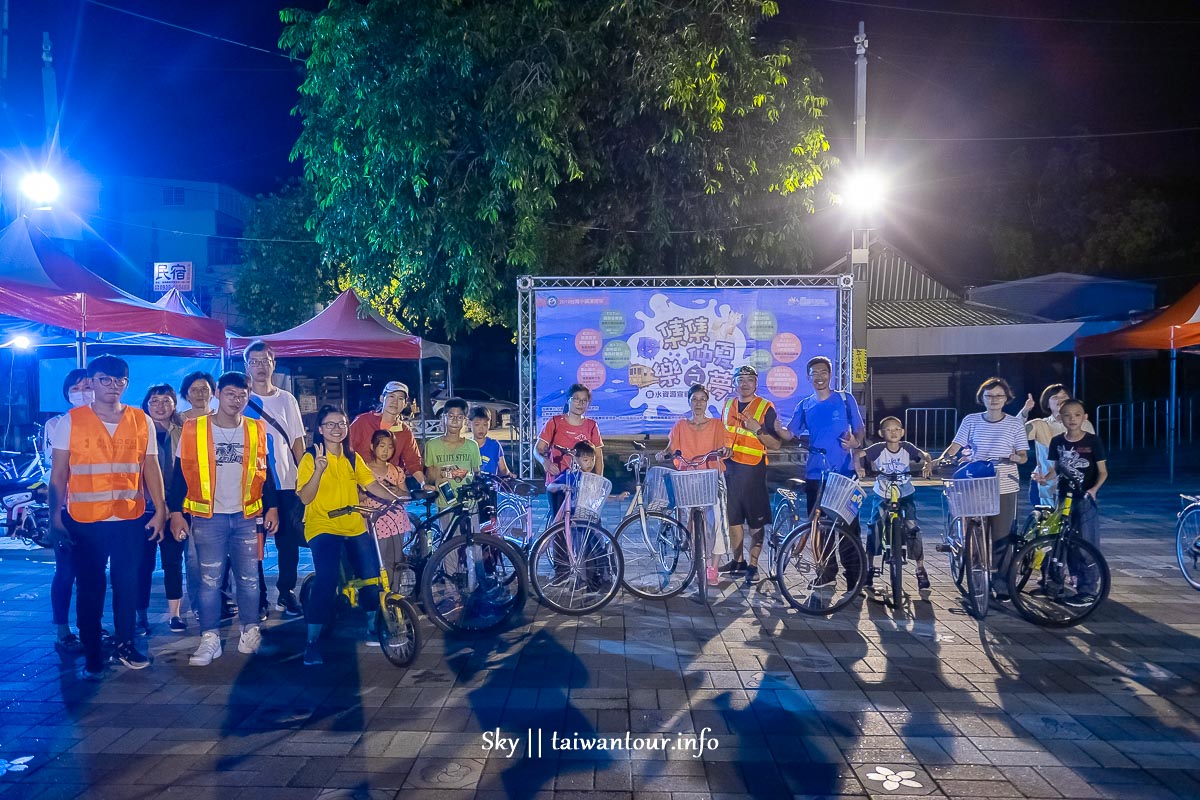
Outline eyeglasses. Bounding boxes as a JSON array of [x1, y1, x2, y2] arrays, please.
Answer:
[[94, 376, 129, 388], [320, 421, 349, 430], [446, 414, 466, 421], [246, 358, 273, 367], [570, 396, 589, 404], [147, 397, 175, 406]]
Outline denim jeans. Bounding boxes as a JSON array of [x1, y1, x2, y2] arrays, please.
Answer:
[[191, 513, 260, 632], [1069, 494, 1101, 594], [69, 516, 145, 672], [305, 532, 380, 626], [51, 539, 75, 626], [274, 490, 306, 594], [137, 527, 186, 608]]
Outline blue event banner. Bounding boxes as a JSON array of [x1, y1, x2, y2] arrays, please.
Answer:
[[535, 287, 840, 434]]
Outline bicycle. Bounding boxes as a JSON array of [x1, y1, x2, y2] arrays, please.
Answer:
[[418, 472, 529, 634], [661, 449, 725, 605], [865, 467, 921, 610], [615, 447, 695, 600], [1008, 476, 1110, 626], [774, 447, 868, 615], [937, 457, 1002, 620], [526, 445, 624, 615], [1178, 493, 1200, 591], [298, 498, 422, 666]]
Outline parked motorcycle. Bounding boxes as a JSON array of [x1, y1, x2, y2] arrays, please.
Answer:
[[1, 426, 52, 549]]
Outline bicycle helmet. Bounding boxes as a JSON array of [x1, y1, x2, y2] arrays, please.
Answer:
[[953, 460, 996, 479]]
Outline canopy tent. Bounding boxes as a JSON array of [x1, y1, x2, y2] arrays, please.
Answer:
[[228, 289, 452, 426], [227, 289, 449, 361], [154, 288, 207, 318], [1075, 280, 1200, 482], [0, 218, 226, 363]]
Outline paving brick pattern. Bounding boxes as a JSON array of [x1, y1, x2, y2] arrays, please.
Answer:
[[0, 481, 1197, 798]]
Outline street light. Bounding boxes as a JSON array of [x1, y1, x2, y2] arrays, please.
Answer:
[[20, 171, 60, 209], [1, 335, 33, 350], [840, 169, 887, 214]]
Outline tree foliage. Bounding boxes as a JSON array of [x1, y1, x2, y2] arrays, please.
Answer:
[[235, 178, 340, 333], [985, 142, 1171, 279], [280, 0, 833, 336]]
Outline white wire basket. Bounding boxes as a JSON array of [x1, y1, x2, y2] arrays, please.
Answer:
[[943, 475, 1000, 518], [819, 472, 865, 525], [495, 491, 533, 544], [643, 466, 672, 511], [573, 472, 612, 521], [664, 468, 720, 509]]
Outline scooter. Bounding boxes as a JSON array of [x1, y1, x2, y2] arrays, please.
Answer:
[[1, 427, 52, 548]]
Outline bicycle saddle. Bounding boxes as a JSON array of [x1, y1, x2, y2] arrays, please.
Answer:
[[411, 488, 440, 503], [0, 451, 22, 459], [786, 477, 807, 488]]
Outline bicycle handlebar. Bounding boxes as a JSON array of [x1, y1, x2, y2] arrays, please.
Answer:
[[671, 448, 726, 469]]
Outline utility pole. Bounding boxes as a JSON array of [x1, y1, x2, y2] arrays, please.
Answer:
[[850, 21, 870, 405]]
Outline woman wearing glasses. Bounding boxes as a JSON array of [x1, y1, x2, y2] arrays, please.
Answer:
[[295, 405, 395, 665], [939, 377, 1029, 593], [534, 384, 604, 516]]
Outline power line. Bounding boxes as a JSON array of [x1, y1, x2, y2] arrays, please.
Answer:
[[87, 214, 319, 244], [814, 0, 1200, 25], [828, 127, 1200, 143], [84, 0, 300, 62]]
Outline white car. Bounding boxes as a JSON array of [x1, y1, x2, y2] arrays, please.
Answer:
[[431, 388, 516, 427]]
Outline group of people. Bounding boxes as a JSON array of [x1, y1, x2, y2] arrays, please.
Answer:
[[44, 344, 1108, 680], [46, 342, 515, 677]]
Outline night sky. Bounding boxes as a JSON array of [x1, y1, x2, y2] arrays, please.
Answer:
[[5, 0, 1199, 288]]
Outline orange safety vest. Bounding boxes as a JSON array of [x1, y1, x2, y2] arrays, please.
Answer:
[[722, 396, 774, 466], [66, 406, 149, 522], [179, 416, 268, 518]]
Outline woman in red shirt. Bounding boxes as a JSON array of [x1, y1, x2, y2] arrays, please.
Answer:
[[535, 383, 604, 516]]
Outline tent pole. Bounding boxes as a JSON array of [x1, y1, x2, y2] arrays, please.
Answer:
[[418, 356, 425, 439], [1072, 356, 1077, 395], [1170, 331, 1177, 485], [75, 330, 85, 368]]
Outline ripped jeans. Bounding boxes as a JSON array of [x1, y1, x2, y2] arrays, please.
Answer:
[[192, 513, 259, 633]]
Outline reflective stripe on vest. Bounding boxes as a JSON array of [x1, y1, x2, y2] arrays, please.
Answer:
[[723, 396, 772, 466], [65, 406, 149, 522], [181, 416, 267, 518]]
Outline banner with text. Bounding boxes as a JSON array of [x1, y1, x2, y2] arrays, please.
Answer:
[[535, 287, 841, 434]]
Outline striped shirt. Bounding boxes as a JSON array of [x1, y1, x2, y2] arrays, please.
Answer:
[[951, 413, 1028, 495]]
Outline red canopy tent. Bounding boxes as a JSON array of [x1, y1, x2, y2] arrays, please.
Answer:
[[1075, 280, 1200, 482], [0, 218, 226, 362]]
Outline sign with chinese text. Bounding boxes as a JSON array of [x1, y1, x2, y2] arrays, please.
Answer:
[[152, 261, 193, 292], [852, 348, 868, 383], [535, 287, 842, 434]]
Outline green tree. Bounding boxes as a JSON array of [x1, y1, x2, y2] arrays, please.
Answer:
[[985, 142, 1171, 279], [235, 178, 340, 332], [280, 0, 833, 336]]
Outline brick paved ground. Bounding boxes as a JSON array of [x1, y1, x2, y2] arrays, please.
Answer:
[[0, 479, 1197, 799]]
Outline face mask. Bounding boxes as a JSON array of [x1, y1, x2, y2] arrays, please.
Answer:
[[68, 390, 94, 408]]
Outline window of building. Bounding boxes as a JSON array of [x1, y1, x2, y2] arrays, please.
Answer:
[[162, 187, 185, 206]]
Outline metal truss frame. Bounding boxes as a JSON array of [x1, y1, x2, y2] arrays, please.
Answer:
[[515, 273, 854, 478]]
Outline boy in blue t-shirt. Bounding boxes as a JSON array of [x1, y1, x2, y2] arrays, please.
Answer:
[[469, 407, 510, 476], [859, 416, 931, 591]]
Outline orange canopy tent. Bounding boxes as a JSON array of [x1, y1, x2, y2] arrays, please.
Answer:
[[1075, 280, 1200, 482]]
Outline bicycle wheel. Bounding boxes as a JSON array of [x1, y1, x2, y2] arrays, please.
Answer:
[[776, 518, 867, 616], [765, 498, 801, 581], [1176, 505, 1200, 591], [946, 518, 966, 592], [377, 593, 422, 667], [1009, 535, 1110, 627], [420, 533, 527, 634], [529, 520, 624, 615], [887, 519, 904, 609], [963, 519, 990, 619], [615, 510, 694, 599], [693, 510, 708, 605]]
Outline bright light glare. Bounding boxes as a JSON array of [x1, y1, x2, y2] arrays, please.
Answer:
[[6, 336, 32, 350], [841, 171, 887, 212], [20, 172, 60, 207]]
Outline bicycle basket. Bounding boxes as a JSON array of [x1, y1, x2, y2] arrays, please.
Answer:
[[573, 472, 612, 521], [944, 475, 1000, 518], [643, 466, 672, 511], [664, 468, 720, 509], [819, 472, 865, 525], [495, 491, 534, 544]]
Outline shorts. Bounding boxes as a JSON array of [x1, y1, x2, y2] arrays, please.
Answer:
[[724, 459, 771, 528]]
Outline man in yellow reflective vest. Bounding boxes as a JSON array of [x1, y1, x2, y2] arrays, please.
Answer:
[[718, 365, 782, 582], [167, 372, 278, 667], [49, 355, 167, 680]]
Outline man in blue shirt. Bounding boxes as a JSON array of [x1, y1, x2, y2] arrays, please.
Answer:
[[775, 356, 865, 588]]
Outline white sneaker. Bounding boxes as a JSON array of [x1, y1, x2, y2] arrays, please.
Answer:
[[238, 626, 262, 655], [189, 631, 222, 666]]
